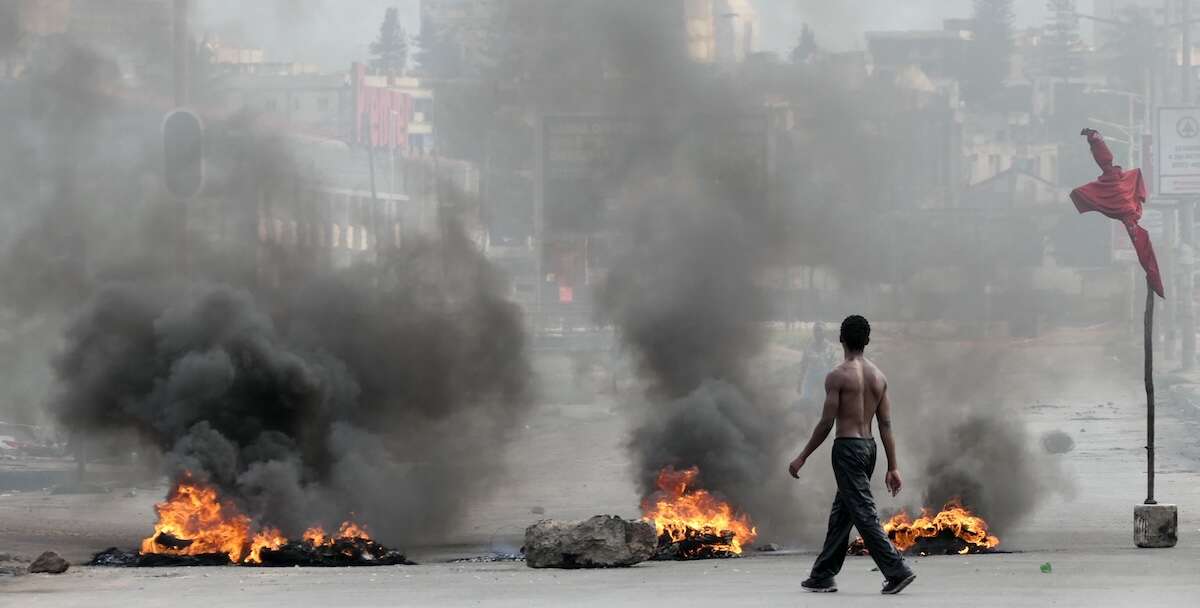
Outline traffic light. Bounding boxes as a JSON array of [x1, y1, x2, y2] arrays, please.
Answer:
[[163, 109, 204, 199]]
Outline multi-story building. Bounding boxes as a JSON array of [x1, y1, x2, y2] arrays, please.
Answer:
[[865, 22, 973, 82], [209, 55, 436, 155], [678, 0, 759, 64], [714, 0, 758, 65], [2, 0, 170, 80]]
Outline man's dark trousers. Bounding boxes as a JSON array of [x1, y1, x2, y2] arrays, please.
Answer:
[[809, 437, 912, 581]]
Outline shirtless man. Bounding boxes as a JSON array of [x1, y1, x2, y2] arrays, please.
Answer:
[[788, 315, 916, 595]]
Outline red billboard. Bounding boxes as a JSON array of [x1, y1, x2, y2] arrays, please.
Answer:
[[352, 63, 413, 150]]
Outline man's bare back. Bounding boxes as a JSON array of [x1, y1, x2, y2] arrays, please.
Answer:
[[788, 319, 901, 498], [828, 357, 887, 439]]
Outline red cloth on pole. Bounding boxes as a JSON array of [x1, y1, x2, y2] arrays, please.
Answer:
[[1070, 132, 1165, 298]]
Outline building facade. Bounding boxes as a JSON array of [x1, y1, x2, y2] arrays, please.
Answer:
[[865, 23, 973, 82]]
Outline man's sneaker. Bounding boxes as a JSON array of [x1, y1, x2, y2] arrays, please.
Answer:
[[801, 577, 837, 593], [881, 573, 917, 595]]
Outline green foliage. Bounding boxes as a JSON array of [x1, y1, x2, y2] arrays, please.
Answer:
[[1103, 7, 1158, 92], [1042, 0, 1085, 82], [790, 25, 818, 64], [370, 7, 409, 77]]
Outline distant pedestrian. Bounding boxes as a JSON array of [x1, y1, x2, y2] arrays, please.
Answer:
[[797, 323, 839, 403]]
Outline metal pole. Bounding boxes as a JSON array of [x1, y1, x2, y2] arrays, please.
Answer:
[[1128, 94, 1136, 166], [1183, 203, 1195, 369], [1164, 211, 1177, 357], [534, 115, 545, 336], [173, 0, 189, 274], [1145, 277, 1157, 505], [173, 0, 189, 106], [1185, 0, 1194, 103], [1183, 0, 1197, 370]]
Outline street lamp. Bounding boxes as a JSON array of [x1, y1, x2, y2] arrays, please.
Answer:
[[1083, 88, 1149, 168]]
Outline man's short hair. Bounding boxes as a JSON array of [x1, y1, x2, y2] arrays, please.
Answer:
[[840, 315, 870, 352]]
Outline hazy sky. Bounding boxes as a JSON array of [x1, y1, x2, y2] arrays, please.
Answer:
[[196, 0, 420, 69], [195, 1, 1094, 70], [758, 0, 1098, 53]]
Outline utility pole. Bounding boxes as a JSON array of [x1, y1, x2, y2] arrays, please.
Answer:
[[173, 0, 190, 275], [173, 0, 189, 107], [1181, 0, 1197, 370], [1080, 0, 1180, 549]]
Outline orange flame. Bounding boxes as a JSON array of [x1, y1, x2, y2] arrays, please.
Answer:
[[336, 521, 372, 541], [140, 474, 374, 565], [302, 526, 328, 546], [246, 528, 287, 564], [880, 500, 999, 555], [302, 521, 372, 547], [139, 478, 254, 562], [641, 466, 757, 555]]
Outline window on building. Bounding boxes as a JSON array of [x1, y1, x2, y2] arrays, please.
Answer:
[[332, 224, 341, 248], [289, 221, 298, 245], [273, 219, 284, 243], [393, 223, 401, 247], [360, 227, 369, 251], [347, 225, 355, 250], [265, 98, 277, 111], [318, 96, 330, 111]]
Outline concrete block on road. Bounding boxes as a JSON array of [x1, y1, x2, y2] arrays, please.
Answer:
[[1135, 504, 1178, 548]]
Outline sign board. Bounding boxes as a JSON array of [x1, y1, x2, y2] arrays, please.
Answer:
[[1157, 107, 1200, 196]]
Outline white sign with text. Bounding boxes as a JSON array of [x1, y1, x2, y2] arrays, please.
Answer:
[[1158, 107, 1200, 196]]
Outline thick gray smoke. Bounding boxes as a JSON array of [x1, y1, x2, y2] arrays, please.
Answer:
[[920, 413, 1038, 532], [563, 1, 1063, 542], [52, 226, 530, 542], [2, 38, 532, 545], [598, 164, 796, 529], [552, 4, 806, 537], [0, 45, 146, 426], [878, 345, 1069, 534]]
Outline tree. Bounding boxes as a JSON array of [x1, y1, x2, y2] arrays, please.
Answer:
[[370, 7, 408, 77], [790, 24, 818, 64], [415, 14, 466, 79], [1042, 0, 1085, 82], [965, 0, 1015, 105], [1103, 7, 1158, 93]]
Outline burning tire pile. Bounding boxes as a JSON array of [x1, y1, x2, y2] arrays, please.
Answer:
[[641, 467, 758, 560], [89, 475, 411, 568], [848, 500, 1000, 557]]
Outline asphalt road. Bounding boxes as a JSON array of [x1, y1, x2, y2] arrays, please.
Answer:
[[4, 547, 1199, 608]]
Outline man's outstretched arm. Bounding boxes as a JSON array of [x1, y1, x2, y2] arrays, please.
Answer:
[[877, 383, 902, 496], [789, 372, 839, 478]]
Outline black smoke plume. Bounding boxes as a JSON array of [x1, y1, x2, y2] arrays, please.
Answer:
[[878, 344, 1071, 537], [51, 222, 531, 543], [1, 40, 532, 545], [567, 4, 802, 536]]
